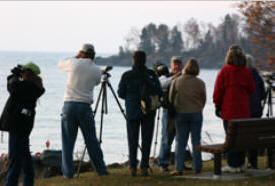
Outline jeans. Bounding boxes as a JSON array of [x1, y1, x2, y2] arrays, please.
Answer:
[[6, 133, 34, 186], [158, 109, 175, 168], [126, 114, 155, 169], [61, 102, 107, 178], [175, 112, 202, 171], [223, 120, 245, 168]]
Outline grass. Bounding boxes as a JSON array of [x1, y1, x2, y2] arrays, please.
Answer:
[[36, 157, 275, 186]]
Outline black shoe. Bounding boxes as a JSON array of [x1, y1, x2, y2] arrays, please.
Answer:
[[99, 171, 109, 176], [130, 168, 137, 177], [183, 166, 192, 171], [141, 168, 149, 176]]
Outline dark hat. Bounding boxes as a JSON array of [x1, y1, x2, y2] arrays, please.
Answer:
[[81, 44, 95, 53]]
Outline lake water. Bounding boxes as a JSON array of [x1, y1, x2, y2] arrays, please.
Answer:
[[0, 51, 270, 164]]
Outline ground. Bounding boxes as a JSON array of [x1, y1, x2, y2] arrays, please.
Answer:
[[35, 157, 275, 186]]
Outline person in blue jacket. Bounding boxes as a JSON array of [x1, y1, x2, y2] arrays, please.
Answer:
[[118, 51, 162, 176], [246, 54, 266, 169]]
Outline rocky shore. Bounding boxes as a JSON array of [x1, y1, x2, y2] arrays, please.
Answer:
[[0, 150, 128, 184]]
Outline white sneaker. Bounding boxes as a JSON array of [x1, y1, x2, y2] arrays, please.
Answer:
[[221, 165, 238, 173], [222, 165, 245, 173]]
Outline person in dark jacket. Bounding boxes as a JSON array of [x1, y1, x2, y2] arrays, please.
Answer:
[[0, 62, 45, 186], [117, 51, 162, 176], [213, 45, 255, 173], [246, 54, 266, 169]]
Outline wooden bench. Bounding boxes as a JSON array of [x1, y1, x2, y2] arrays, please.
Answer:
[[197, 118, 275, 176]]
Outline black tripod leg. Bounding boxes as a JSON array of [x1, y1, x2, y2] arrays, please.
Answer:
[[77, 147, 86, 178], [107, 81, 127, 119], [94, 82, 104, 117], [268, 88, 273, 117], [99, 84, 107, 144]]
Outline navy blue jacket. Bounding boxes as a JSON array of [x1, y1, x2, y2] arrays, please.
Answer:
[[118, 65, 162, 120], [249, 67, 266, 117]]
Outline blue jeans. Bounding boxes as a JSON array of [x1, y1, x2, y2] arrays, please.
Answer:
[[223, 121, 245, 168], [175, 112, 202, 171], [158, 109, 175, 168], [61, 102, 107, 177], [6, 133, 34, 186], [126, 114, 155, 169]]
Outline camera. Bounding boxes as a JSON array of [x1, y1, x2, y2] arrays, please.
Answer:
[[156, 65, 169, 77], [102, 66, 113, 74], [11, 65, 24, 77]]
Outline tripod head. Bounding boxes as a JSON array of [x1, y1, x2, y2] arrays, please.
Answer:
[[101, 66, 113, 81], [263, 72, 275, 91], [102, 72, 111, 81]]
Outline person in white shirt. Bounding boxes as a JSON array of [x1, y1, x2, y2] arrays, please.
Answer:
[[58, 44, 108, 178], [158, 56, 190, 172]]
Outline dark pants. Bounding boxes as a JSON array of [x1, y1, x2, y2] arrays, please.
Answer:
[[247, 150, 258, 168], [223, 121, 245, 168], [127, 115, 155, 169], [6, 133, 34, 186], [247, 115, 260, 168]]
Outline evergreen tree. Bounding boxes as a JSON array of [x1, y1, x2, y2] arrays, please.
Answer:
[[169, 26, 184, 54]]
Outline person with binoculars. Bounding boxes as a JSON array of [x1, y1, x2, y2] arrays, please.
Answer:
[[0, 63, 45, 186]]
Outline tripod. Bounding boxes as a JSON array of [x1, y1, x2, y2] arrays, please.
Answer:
[[77, 72, 126, 177], [262, 78, 274, 168], [263, 79, 274, 117], [152, 109, 161, 158]]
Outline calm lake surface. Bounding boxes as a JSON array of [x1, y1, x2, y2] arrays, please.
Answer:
[[0, 51, 271, 164]]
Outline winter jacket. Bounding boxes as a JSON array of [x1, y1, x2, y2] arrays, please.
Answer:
[[169, 74, 206, 113], [117, 65, 162, 120], [0, 75, 45, 137], [213, 65, 255, 120], [249, 67, 266, 117]]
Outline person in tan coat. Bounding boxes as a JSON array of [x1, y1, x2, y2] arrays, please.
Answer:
[[169, 58, 206, 175]]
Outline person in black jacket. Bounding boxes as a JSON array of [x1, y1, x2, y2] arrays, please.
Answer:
[[118, 51, 162, 176], [0, 62, 45, 186]]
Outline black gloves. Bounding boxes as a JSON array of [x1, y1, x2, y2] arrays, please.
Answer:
[[215, 107, 222, 118], [11, 65, 23, 77]]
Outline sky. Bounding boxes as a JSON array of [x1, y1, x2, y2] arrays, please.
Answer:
[[0, 1, 238, 54]]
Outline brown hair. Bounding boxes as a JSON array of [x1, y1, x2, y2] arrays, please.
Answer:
[[184, 58, 200, 76], [23, 69, 43, 87], [225, 45, 246, 66], [133, 50, 146, 66]]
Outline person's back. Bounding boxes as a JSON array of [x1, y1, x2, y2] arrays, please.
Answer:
[[245, 54, 266, 118], [214, 64, 255, 120], [169, 58, 206, 175], [118, 51, 162, 176], [58, 57, 101, 104], [58, 44, 107, 178], [213, 45, 256, 172], [172, 74, 206, 113]]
